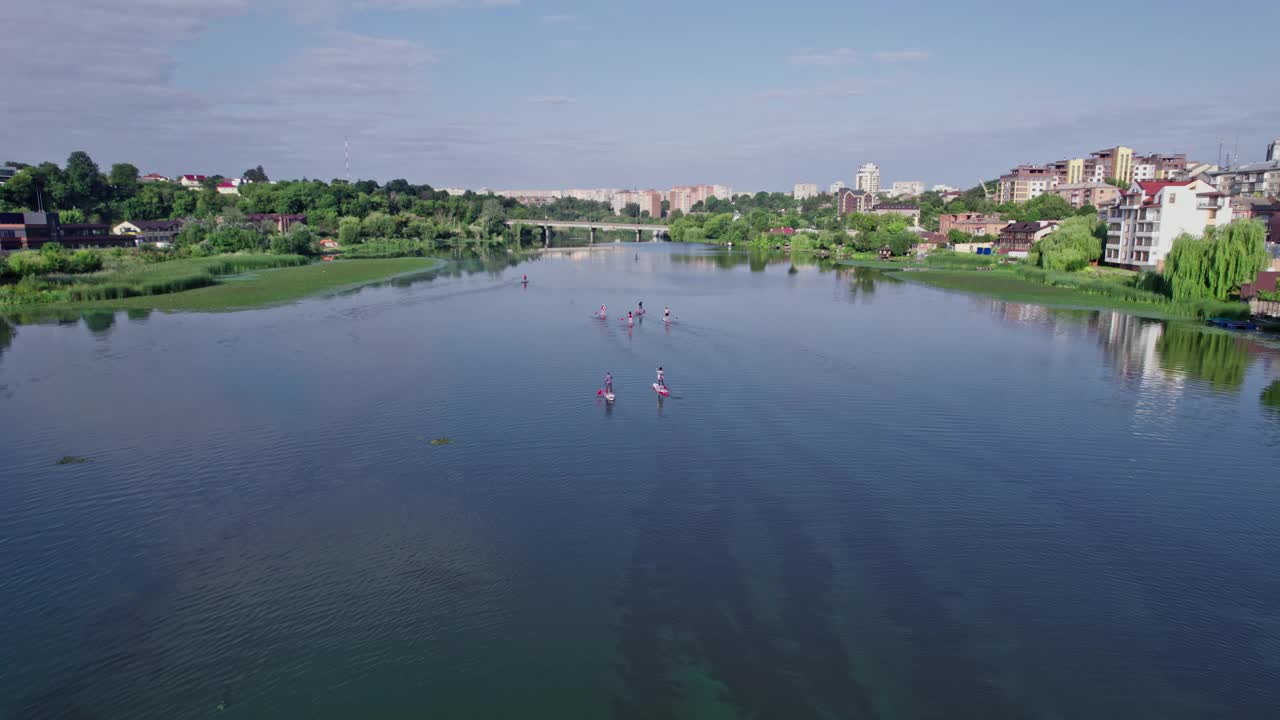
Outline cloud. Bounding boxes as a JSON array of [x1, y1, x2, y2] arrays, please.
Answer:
[[786, 48, 857, 66], [872, 49, 929, 63], [527, 95, 577, 105]]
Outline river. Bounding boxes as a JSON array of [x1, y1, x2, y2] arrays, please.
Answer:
[[2, 244, 1278, 719]]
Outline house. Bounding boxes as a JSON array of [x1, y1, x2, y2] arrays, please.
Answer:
[[1105, 178, 1231, 271], [997, 221, 1059, 256], [178, 174, 207, 189], [216, 180, 240, 196], [872, 203, 920, 226], [911, 231, 948, 255], [878, 245, 893, 260], [836, 188, 874, 215], [1230, 196, 1280, 243], [138, 173, 171, 183], [1, 212, 133, 252], [766, 227, 795, 236], [113, 219, 184, 246], [319, 238, 340, 250], [244, 213, 307, 233], [1240, 271, 1279, 300], [939, 213, 1008, 237]]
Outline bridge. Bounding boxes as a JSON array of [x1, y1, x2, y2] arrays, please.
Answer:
[[505, 219, 669, 247]]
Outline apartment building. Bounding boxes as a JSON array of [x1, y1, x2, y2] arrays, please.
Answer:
[[887, 181, 924, 198], [998, 165, 1055, 203], [836, 188, 874, 215], [855, 163, 881, 195], [1051, 182, 1121, 210], [793, 183, 819, 200], [1105, 179, 1231, 271], [1211, 140, 1280, 198]]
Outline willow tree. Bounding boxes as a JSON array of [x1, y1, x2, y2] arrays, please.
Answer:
[[1029, 216, 1101, 271], [1164, 220, 1269, 301]]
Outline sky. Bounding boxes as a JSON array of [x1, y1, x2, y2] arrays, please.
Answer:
[[5, 0, 1280, 191]]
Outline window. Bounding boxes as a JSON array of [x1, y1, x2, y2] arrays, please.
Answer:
[[1167, 193, 1175, 204]]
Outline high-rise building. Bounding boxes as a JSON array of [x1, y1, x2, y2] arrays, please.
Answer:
[[710, 185, 734, 200], [998, 165, 1055, 203], [793, 183, 819, 200], [829, 181, 847, 194], [1210, 140, 1280, 198], [611, 190, 663, 217], [855, 163, 881, 195]]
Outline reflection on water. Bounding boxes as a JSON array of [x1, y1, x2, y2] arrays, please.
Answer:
[[1262, 381, 1280, 411], [1156, 325, 1254, 391]]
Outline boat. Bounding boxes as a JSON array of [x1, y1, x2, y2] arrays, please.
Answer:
[[652, 383, 670, 397], [1207, 317, 1259, 330]]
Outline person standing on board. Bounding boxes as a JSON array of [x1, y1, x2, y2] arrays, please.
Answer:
[[603, 371, 613, 396], [599, 304, 607, 318], [656, 366, 666, 388], [626, 311, 634, 327], [663, 307, 671, 323]]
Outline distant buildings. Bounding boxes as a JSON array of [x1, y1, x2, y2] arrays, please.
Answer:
[[1210, 140, 1280, 198], [886, 180, 923, 199], [829, 181, 847, 194], [566, 188, 618, 203], [0, 166, 15, 185], [612, 189, 662, 217], [178, 174, 207, 189], [1105, 179, 1231, 271], [997, 146, 1205, 204], [216, 179, 241, 195], [855, 163, 881, 195], [931, 184, 960, 194], [939, 213, 1007, 237], [1051, 182, 1121, 210], [668, 184, 726, 213], [792, 183, 819, 200], [138, 173, 170, 183]]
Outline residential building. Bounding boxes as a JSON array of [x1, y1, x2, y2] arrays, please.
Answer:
[[836, 188, 874, 215], [998, 165, 1055, 203], [178, 174, 207, 189], [613, 190, 661, 217], [112, 219, 184, 246], [711, 185, 733, 201], [1211, 141, 1280, 198], [872, 203, 921, 226], [939, 213, 1007, 237], [1230, 197, 1280, 243], [498, 189, 562, 201], [668, 185, 722, 212], [1091, 146, 1134, 184], [931, 184, 960, 193], [0, 166, 17, 185], [997, 220, 1059, 255], [829, 181, 847, 194], [912, 231, 948, 254], [2, 212, 135, 251], [216, 180, 240, 195], [566, 188, 618, 203], [1105, 179, 1231, 271], [793, 183, 819, 200], [138, 173, 171, 183], [854, 163, 881, 195], [886, 181, 923, 198], [441, 187, 471, 196], [668, 187, 696, 214], [1051, 182, 1121, 210]]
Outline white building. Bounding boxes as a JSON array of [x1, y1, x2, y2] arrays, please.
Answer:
[[886, 180, 923, 198], [1105, 179, 1231, 271], [829, 180, 847, 194], [855, 163, 881, 195], [711, 184, 734, 200], [931, 184, 960, 193], [793, 183, 819, 200], [496, 189, 562, 200], [566, 188, 618, 203]]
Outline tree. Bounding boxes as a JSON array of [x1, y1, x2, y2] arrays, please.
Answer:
[[1163, 221, 1269, 301], [338, 216, 362, 245], [621, 202, 640, 219], [39, 242, 69, 273], [1104, 177, 1128, 189], [109, 163, 140, 200], [270, 223, 314, 255], [243, 165, 269, 183], [63, 150, 108, 212], [361, 211, 395, 239], [57, 208, 87, 224], [68, 249, 103, 273], [1027, 216, 1101, 271]]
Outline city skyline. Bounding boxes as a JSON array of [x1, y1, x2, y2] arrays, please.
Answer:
[[6, 0, 1280, 190]]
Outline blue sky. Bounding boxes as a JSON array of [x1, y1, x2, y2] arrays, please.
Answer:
[[5, 0, 1279, 191]]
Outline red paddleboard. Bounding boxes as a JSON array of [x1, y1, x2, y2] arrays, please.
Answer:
[[652, 383, 670, 397]]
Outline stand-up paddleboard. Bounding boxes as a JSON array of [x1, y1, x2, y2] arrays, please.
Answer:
[[604, 392, 615, 402], [653, 383, 670, 397]]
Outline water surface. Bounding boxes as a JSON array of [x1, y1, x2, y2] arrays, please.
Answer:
[[2, 245, 1279, 719]]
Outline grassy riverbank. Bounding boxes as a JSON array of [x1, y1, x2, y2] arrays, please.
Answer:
[[891, 266, 1248, 319], [6, 257, 440, 313]]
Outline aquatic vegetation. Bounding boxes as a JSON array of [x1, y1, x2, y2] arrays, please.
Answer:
[[56, 455, 91, 465], [429, 437, 454, 446]]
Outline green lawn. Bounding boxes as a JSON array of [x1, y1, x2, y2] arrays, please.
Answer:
[[27, 258, 440, 312]]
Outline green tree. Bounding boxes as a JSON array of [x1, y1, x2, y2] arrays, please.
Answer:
[[68, 249, 103, 273], [361, 211, 395, 239], [243, 165, 269, 183], [57, 208, 87, 224], [109, 163, 140, 200], [1164, 220, 1269, 300], [63, 150, 108, 212], [6, 251, 46, 277], [1027, 216, 1101, 271], [39, 242, 69, 273], [270, 223, 314, 255], [338, 216, 362, 245]]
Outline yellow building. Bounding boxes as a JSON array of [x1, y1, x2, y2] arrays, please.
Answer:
[[1113, 146, 1134, 184], [1066, 158, 1084, 184]]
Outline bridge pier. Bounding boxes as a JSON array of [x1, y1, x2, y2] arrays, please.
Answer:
[[635, 228, 641, 243], [590, 226, 596, 245], [543, 226, 550, 248]]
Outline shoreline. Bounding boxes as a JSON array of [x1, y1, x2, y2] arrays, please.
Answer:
[[2, 257, 442, 317]]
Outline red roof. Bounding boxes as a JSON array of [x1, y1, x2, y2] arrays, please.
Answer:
[[141, 173, 168, 179], [217, 180, 236, 188], [180, 174, 206, 181]]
